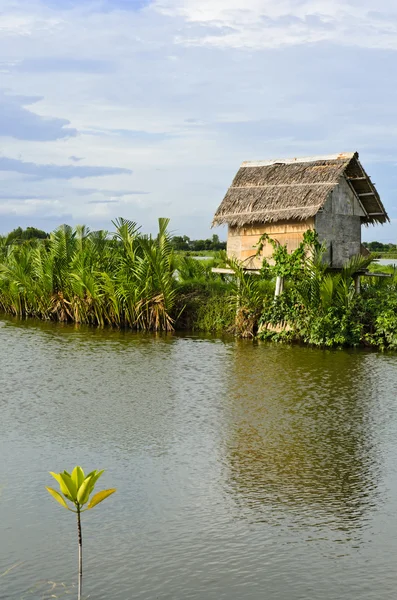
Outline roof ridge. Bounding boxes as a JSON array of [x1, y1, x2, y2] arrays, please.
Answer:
[[241, 152, 357, 168]]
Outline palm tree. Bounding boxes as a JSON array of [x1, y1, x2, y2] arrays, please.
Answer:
[[0, 219, 179, 331]]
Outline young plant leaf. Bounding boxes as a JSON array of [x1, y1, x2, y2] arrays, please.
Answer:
[[46, 487, 72, 510], [87, 489, 116, 509], [71, 466, 85, 491], [60, 472, 77, 501], [76, 475, 94, 506], [87, 470, 104, 494], [49, 472, 73, 501]]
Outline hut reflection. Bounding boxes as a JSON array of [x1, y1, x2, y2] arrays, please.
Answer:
[[222, 342, 379, 532]]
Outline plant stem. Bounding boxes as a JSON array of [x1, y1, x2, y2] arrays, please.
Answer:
[[77, 506, 82, 600]]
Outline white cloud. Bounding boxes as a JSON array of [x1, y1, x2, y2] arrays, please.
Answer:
[[155, 0, 397, 50], [0, 197, 62, 216], [0, 12, 61, 36]]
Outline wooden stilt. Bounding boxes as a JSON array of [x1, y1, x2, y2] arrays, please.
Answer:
[[275, 276, 284, 297]]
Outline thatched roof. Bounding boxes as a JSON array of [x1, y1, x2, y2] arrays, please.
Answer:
[[213, 152, 389, 227]]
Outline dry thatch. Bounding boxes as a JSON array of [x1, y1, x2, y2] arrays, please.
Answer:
[[213, 152, 388, 227]]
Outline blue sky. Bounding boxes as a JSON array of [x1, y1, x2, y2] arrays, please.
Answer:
[[0, 0, 397, 240]]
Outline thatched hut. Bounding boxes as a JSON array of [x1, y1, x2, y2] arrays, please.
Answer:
[[213, 152, 389, 269]]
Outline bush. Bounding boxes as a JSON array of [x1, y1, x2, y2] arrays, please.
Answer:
[[173, 280, 234, 332]]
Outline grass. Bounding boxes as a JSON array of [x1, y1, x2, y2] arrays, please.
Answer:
[[374, 252, 397, 259], [194, 292, 235, 332]]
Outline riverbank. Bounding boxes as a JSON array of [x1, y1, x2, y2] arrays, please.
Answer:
[[375, 252, 397, 259], [1, 220, 396, 349]]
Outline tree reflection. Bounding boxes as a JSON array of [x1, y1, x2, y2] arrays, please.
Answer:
[[223, 342, 380, 533]]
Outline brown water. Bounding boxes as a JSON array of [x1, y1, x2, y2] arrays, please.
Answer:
[[1, 316, 397, 600]]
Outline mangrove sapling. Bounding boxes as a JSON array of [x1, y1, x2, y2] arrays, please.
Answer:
[[46, 466, 116, 600]]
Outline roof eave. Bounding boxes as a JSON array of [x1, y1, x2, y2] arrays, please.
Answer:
[[344, 156, 389, 224]]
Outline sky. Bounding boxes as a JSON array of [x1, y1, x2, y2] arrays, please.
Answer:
[[1, 0, 397, 241]]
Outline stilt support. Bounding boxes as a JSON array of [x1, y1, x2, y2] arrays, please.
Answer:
[[275, 276, 284, 298]]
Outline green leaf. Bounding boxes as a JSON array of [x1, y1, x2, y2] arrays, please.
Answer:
[[87, 470, 104, 493], [60, 472, 78, 502], [76, 475, 93, 506], [71, 466, 85, 491], [87, 489, 116, 509], [46, 487, 72, 510], [49, 472, 73, 501]]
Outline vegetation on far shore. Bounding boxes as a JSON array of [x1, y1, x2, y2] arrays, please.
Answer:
[[363, 241, 397, 259], [0, 221, 396, 349], [3, 226, 226, 254], [363, 241, 397, 253]]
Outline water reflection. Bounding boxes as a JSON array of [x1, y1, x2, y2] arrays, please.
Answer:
[[223, 343, 380, 534]]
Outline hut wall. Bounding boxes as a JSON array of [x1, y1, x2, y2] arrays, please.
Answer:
[[227, 218, 315, 269], [315, 177, 364, 267]]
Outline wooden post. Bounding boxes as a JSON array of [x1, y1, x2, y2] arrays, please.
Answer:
[[275, 276, 284, 298], [354, 275, 361, 294]]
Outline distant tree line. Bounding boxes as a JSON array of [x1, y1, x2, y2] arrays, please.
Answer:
[[1, 227, 226, 252], [4, 227, 49, 245], [363, 241, 397, 253], [4, 228, 396, 255], [170, 234, 226, 251]]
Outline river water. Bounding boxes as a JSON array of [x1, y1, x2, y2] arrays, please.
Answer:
[[1, 317, 397, 600], [375, 259, 397, 267]]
